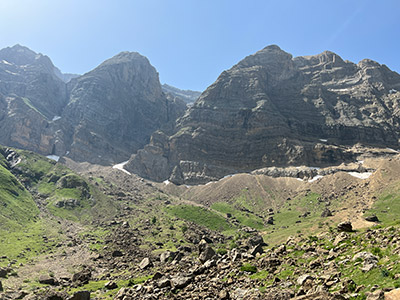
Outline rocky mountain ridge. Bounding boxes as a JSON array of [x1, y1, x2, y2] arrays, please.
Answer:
[[125, 45, 400, 184], [0, 45, 186, 165]]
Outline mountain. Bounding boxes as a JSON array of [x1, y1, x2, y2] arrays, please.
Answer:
[[0, 45, 186, 165], [58, 52, 186, 164], [125, 45, 400, 184], [162, 84, 201, 105]]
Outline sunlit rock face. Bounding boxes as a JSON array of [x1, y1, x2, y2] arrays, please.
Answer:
[[126, 45, 400, 184]]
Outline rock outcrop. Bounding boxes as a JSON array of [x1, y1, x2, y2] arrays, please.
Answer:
[[126, 45, 400, 184]]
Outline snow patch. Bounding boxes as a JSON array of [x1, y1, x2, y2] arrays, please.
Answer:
[[386, 148, 399, 153], [52, 115, 61, 121], [358, 160, 364, 164], [308, 175, 324, 182], [1, 60, 12, 65], [112, 161, 131, 175], [46, 155, 60, 162], [319, 139, 328, 142], [348, 172, 372, 179], [163, 180, 170, 185]]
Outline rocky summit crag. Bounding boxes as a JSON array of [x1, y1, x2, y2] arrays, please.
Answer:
[[0, 45, 186, 165], [125, 45, 400, 184]]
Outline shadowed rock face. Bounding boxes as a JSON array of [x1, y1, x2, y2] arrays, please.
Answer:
[[125, 45, 400, 184], [0, 46, 186, 164]]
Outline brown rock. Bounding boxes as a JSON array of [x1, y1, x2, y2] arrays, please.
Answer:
[[385, 288, 400, 300]]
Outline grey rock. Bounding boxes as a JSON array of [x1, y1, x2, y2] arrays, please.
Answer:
[[68, 291, 90, 300], [157, 278, 171, 288], [160, 251, 175, 263], [139, 257, 153, 269], [72, 269, 91, 284], [333, 232, 349, 246], [38, 275, 57, 285], [105, 281, 118, 289], [297, 274, 314, 286], [199, 245, 216, 263], [0, 268, 7, 278], [171, 274, 192, 289], [365, 215, 380, 222]]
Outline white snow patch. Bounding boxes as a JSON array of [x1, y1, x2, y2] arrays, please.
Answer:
[[223, 174, 235, 179], [296, 178, 305, 182], [308, 175, 324, 182], [1, 60, 12, 65], [358, 160, 364, 164], [163, 180, 170, 185], [386, 148, 399, 153], [66, 151, 70, 155], [112, 161, 131, 175], [46, 155, 60, 162], [348, 172, 372, 179], [52, 115, 61, 121], [319, 139, 328, 142]]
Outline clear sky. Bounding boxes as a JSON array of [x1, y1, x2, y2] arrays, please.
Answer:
[[1, 0, 399, 91]]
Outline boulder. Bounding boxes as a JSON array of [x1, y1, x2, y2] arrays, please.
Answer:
[[38, 275, 57, 285], [365, 215, 380, 222], [139, 257, 153, 269], [297, 274, 313, 286], [105, 281, 118, 289], [157, 278, 171, 288], [199, 245, 216, 263], [385, 288, 400, 300], [72, 269, 91, 284], [337, 221, 353, 232], [68, 291, 90, 300], [171, 275, 192, 289], [0, 268, 7, 278], [333, 232, 348, 246]]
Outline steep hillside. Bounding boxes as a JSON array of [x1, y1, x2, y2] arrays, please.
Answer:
[[2, 146, 400, 299], [126, 45, 400, 184]]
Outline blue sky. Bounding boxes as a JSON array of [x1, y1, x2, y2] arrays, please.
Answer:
[[1, 0, 399, 91]]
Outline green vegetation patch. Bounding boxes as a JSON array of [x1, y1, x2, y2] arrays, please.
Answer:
[[0, 163, 39, 229], [366, 187, 400, 225], [211, 202, 264, 229], [166, 204, 233, 232]]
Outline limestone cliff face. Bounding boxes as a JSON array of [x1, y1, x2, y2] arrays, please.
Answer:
[[125, 45, 400, 184], [61, 52, 186, 164], [0, 46, 186, 163]]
